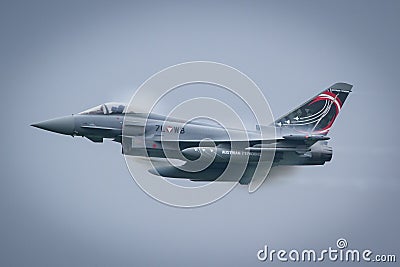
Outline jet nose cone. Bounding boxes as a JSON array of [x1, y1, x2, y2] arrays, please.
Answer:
[[31, 115, 75, 135]]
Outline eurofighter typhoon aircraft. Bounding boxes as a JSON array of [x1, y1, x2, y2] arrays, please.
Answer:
[[32, 83, 352, 184]]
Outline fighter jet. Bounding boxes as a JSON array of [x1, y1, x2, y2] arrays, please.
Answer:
[[31, 83, 352, 183]]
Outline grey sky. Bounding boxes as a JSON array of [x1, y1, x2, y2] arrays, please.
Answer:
[[1, 0, 399, 266]]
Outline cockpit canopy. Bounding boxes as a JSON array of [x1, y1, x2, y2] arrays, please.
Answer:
[[78, 102, 126, 115]]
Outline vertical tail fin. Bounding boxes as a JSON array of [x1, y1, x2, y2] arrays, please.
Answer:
[[274, 83, 352, 135]]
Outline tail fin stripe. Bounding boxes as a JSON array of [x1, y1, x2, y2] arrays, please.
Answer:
[[273, 83, 352, 135]]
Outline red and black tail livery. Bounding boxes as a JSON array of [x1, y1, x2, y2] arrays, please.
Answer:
[[274, 83, 352, 135]]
